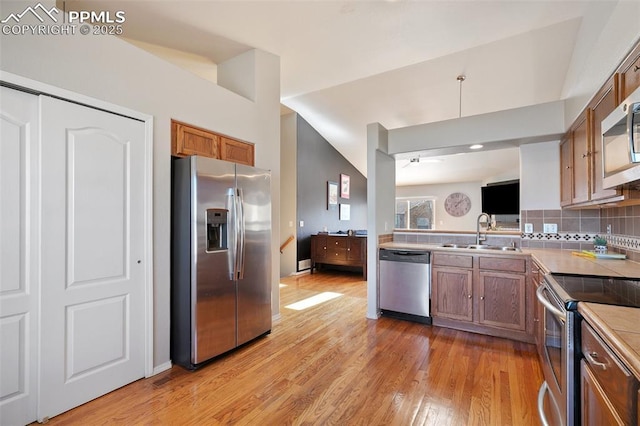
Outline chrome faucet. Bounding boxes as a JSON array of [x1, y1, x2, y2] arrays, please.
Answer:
[[476, 213, 491, 245]]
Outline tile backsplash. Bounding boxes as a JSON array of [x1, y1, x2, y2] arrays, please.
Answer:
[[521, 207, 640, 262], [520, 209, 600, 251]]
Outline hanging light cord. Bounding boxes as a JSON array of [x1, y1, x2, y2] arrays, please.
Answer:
[[457, 75, 465, 118]]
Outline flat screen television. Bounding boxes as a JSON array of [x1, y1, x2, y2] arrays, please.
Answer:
[[481, 181, 519, 215]]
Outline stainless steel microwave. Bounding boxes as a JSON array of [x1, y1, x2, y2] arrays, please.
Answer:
[[602, 86, 640, 189]]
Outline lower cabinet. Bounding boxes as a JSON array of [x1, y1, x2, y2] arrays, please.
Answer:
[[431, 251, 533, 343], [581, 321, 638, 425], [431, 266, 473, 322], [531, 259, 547, 361], [477, 271, 526, 331], [581, 361, 625, 425]]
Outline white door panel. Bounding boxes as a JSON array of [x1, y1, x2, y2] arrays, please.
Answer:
[[38, 96, 146, 421], [0, 87, 39, 425]]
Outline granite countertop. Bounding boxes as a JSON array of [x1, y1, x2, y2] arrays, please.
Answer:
[[578, 303, 640, 380]]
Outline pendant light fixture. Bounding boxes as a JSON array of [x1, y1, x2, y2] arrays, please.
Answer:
[[457, 74, 465, 118]]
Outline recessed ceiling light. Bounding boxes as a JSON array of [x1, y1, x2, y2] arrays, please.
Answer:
[[470, 144, 483, 150]]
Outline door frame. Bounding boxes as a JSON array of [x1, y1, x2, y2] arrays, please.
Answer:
[[0, 70, 155, 378]]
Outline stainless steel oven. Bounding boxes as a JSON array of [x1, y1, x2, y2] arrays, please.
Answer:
[[536, 278, 577, 426]]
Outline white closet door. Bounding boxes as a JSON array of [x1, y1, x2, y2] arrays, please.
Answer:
[[0, 87, 40, 425], [38, 95, 146, 421]]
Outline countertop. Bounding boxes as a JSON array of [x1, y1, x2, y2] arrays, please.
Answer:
[[526, 248, 640, 279], [578, 303, 640, 380], [379, 242, 640, 278]]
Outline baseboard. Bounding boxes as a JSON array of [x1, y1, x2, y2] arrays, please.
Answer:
[[150, 361, 172, 376]]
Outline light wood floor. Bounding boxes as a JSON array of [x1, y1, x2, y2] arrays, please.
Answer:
[[40, 270, 544, 425]]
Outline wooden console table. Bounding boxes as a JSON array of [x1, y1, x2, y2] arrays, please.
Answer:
[[310, 234, 367, 279]]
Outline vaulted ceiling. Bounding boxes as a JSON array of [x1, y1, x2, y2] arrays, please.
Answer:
[[66, 1, 637, 185]]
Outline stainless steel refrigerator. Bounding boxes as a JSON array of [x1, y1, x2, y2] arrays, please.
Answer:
[[171, 156, 272, 369]]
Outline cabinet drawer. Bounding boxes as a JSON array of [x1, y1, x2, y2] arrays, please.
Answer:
[[582, 322, 638, 423], [329, 238, 348, 249], [479, 256, 526, 273], [432, 253, 473, 268], [329, 248, 347, 260]]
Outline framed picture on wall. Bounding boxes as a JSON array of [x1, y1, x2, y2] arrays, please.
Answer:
[[340, 174, 350, 199], [327, 181, 338, 210], [339, 204, 350, 220]]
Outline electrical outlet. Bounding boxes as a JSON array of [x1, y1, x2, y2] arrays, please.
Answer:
[[524, 223, 533, 233], [607, 224, 612, 234], [299, 220, 304, 227], [543, 223, 558, 233]]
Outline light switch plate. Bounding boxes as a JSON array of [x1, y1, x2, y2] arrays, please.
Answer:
[[543, 223, 558, 233], [524, 223, 533, 233]]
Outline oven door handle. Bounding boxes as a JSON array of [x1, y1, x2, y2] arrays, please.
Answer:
[[536, 284, 566, 323], [537, 382, 551, 426]]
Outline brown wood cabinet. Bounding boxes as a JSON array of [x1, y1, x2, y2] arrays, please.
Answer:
[[560, 135, 573, 206], [581, 321, 638, 425], [581, 361, 625, 426], [172, 121, 219, 158], [310, 234, 366, 279], [561, 39, 640, 208], [571, 111, 591, 205], [432, 266, 473, 322], [590, 79, 620, 201], [171, 120, 255, 166], [477, 271, 526, 331], [431, 251, 533, 343], [619, 43, 640, 103], [220, 136, 255, 166], [530, 258, 546, 361]]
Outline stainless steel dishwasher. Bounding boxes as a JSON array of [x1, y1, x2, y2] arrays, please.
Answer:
[[379, 248, 431, 324]]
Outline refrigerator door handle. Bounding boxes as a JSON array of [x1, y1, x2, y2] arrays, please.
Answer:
[[226, 188, 236, 280], [237, 187, 246, 279]]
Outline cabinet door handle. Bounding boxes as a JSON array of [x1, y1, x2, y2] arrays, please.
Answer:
[[480, 296, 485, 300], [467, 294, 472, 299], [585, 351, 608, 370], [634, 64, 640, 72]]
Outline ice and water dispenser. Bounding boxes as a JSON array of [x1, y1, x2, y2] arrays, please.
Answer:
[[206, 208, 228, 252]]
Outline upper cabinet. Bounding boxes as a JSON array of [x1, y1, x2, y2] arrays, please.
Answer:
[[560, 40, 640, 208], [560, 134, 573, 206], [171, 120, 255, 166], [619, 44, 640, 103], [219, 137, 255, 167], [172, 121, 219, 158], [571, 111, 591, 205], [590, 79, 619, 201]]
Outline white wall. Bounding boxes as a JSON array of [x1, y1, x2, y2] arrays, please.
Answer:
[[280, 113, 297, 277], [366, 122, 395, 320], [388, 101, 565, 155], [396, 182, 482, 231], [520, 141, 561, 210], [0, 3, 281, 371]]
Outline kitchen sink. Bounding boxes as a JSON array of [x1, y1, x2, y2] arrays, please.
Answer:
[[439, 243, 520, 252]]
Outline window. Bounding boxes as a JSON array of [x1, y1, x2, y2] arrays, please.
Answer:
[[395, 197, 435, 230]]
